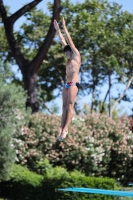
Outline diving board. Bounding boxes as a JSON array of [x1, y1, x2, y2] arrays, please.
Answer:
[[58, 188, 133, 197]]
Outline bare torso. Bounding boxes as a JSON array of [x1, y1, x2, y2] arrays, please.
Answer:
[[66, 54, 81, 82]]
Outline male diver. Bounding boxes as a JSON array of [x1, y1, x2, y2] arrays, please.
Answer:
[[54, 18, 81, 141]]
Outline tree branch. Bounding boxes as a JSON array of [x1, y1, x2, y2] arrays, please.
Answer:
[[111, 75, 133, 113], [0, 0, 43, 71], [9, 0, 42, 24], [100, 87, 109, 113], [0, 0, 27, 70], [0, 0, 7, 21], [31, 0, 61, 73], [43, 102, 53, 114]]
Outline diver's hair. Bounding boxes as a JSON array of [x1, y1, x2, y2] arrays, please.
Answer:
[[63, 45, 72, 52]]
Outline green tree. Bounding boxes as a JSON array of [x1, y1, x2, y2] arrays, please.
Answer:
[[0, 0, 61, 113], [0, 60, 28, 181]]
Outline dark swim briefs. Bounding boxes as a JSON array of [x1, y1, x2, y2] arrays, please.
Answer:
[[65, 82, 80, 89]]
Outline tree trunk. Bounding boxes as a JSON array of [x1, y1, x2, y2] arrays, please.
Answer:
[[91, 87, 95, 114], [108, 73, 112, 117], [100, 88, 109, 114], [23, 67, 39, 113]]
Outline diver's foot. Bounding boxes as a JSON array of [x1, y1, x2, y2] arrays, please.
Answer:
[[58, 128, 62, 137], [58, 130, 68, 141]]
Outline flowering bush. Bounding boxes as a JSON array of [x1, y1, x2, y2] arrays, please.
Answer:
[[126, 116, 133, 132], [13, 113, 133, 184]]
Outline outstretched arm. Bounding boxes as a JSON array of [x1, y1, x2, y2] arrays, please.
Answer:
[[53, 19, 67, 47], [62, 18, 79, 55]]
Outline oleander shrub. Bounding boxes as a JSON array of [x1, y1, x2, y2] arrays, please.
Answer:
[[13, 113, 133, 184], [126, 116, 133, 132], [0, 162, 118, 200]]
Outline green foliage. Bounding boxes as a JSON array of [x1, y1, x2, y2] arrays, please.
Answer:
[[13, 113, 133, 184], [0, 128, 15, 182], [16, 7, 51, 61], [10, 164, 43, 187], [0, 61, 30, 181], [36, 158, 54, 175], [0, 163, 118, 200], [0, 26, 10, 62], [42, 166, 118, 200], [0, 60, 13, 82], [0, 164, 43, 200]]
